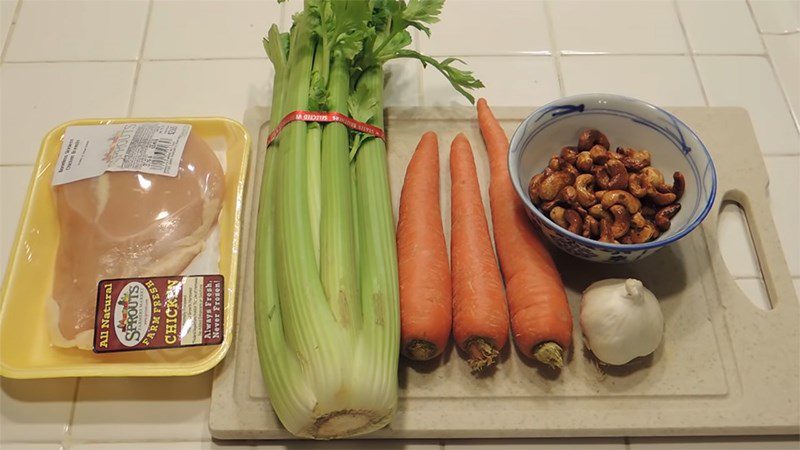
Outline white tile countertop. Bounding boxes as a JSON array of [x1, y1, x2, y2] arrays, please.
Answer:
[[0, 0, 798, 449]]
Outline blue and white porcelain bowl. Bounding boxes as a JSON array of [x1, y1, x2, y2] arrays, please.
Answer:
[[508, 94, 717, 263]]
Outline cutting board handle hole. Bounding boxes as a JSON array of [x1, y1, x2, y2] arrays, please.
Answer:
[[718, 200, 773, 311]]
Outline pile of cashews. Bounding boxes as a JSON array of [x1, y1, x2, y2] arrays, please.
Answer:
[[528, 129, 685, 244]]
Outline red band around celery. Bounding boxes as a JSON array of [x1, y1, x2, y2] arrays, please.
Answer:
[[266, 110, 385, 146]]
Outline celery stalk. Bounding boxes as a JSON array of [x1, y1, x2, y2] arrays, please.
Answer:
[[350, 66, 399, 410], [257, 13, 345, 435], [254, 23, 316, 431], [320, 55, 359, 326], [272, 13, 344, 402]]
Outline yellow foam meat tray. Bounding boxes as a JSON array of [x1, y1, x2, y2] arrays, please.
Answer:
[[0, 117, 250, 378]]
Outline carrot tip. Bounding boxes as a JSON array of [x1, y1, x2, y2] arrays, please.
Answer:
[[466, 338, 499, 373], [533, 342, 565, 369], [404, 340, 439, 361]]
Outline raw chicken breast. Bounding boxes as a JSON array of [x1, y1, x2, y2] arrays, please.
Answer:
[[48, 132, 225, 349]]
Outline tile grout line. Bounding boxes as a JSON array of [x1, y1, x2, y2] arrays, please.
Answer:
[[542, 0, 565, 98], [763, 154, 800, 159], [61, 377, 81, 450], [672, 0, 710, 107], [1, 52, 786, 65], [3, 59, 138, 64], [746, 0, 800, 35], [746, 1, 800, 132], [2, 56, 266, 64], [759, 30, 800, 36], [126, 0, 155, 117], [0, 0, 25, 63]]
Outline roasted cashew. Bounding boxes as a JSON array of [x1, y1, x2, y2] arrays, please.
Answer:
[[641, 166, 665, 187], [655, 203, 681, 231], [621, 220, 657, 244], [656, 171, 685, 200], [589, 145, 611, 164], [592, 165, 610, 190], [528, 173, 545, 204], [593, 159, 629, 190], [550, 206, 568, 228], [563, 162, 580, 179], [604, 159, 629, 190], [541, 185, 578, 212], [539, 171, 575, 201], [559, 185, 578, 206], [598, 218, 616, 243], [648, 189, 677, 206], [631, 211, 648, 229], [564, 209, 583, 235], [608, 204, 631, 239], [671, 172, 685, 200], [628, 173, 648, 198], [641, 205, 657, 220], [548, 156, 561, 171], [588, 203, 612, 222], [640, 166, 676, 205], [560, 146, 578, 165], [578, 129, 610, 152], [576, 151, 593, 172], [616, 147, 651, 172], [549, 155, 580, 179], [601, 190, 642, 214], [594, 189, 607, 201], [540, 199, 559, 213], [574, 174, 597, 208], [583, 215, 600, 238]]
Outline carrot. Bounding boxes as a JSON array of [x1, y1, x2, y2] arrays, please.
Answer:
[[475, 98, 573, 368], [449, 133, 510, 372], [397, 131, 452, 361]]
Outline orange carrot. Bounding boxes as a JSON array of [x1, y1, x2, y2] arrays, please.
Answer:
[[450, 133, 510, 372], [397, 131, 452, 361], [476, 98, 573, 368]]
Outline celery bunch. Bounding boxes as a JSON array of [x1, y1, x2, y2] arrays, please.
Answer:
[[254, 0, 481, 439]]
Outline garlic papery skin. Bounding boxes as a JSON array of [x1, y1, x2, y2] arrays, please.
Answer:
[[580, 278, 664, 366]]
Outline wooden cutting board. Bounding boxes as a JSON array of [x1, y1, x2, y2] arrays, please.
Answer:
[[209, 107, 799, 439]]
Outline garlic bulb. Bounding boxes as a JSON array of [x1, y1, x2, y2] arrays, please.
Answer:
[[580, 278, 663, 366]]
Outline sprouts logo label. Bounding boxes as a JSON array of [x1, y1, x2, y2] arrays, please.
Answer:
[[102, 123, 137, 165], [113, 282, 152, 347]]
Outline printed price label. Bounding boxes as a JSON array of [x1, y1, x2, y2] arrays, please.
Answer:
[[53, 122, 191, 186], [93, 275, 224, 353]]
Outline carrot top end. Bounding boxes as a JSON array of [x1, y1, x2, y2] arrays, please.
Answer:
[[533, 341, 565, 369], [404, 340, 439, 361], [466, 338, 499, 373]]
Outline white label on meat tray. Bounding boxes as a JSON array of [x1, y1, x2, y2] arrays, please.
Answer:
[[52, 122, 191, 186]]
